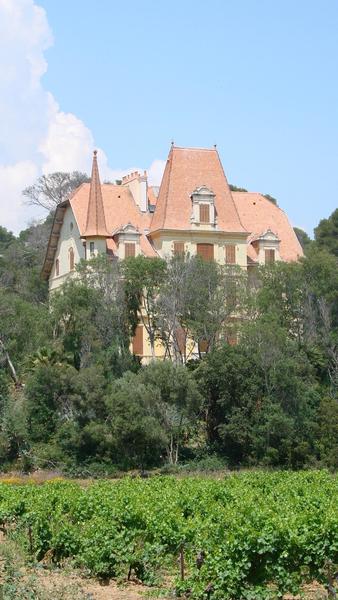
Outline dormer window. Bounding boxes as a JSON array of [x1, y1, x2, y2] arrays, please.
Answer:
[[113, 223, 141, 259], [254, 229, 280, 265], [190, 186, 216, 227]]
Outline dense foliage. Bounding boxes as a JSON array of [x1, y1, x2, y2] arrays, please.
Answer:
[[0, 207, 337, 472], [0, 472, 336, 598]]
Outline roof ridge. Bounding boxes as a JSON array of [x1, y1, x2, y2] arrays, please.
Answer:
[[172, 145, 217, 152], [154, 144, 174, 231]]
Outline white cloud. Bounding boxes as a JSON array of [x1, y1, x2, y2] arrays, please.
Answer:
[[0, 160, 40, 232], [0, 0, 165, 234]]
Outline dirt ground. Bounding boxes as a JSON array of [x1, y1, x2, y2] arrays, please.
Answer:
[[28, 570, 161, 599]]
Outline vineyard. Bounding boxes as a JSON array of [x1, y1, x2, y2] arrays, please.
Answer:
[[0, 471, 337, 599]]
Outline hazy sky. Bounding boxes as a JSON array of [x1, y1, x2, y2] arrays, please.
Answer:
[[1, 0, 337, 234]]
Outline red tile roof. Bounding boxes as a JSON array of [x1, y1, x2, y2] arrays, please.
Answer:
[[43, 148, 303, 280], [150, 146, 247, 234], [70, 183, 157, 257], [232, 192, 303, 262]]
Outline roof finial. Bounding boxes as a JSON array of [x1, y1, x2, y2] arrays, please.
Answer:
[[171, 139, 174, 146], [93, 149, 98, 156], [213, 143, 217, 148]]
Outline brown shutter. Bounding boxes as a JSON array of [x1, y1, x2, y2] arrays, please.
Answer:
[[197, 243, 214, 261], [199, 339, 209, 353], [175, 327, 186, 354], [69, 248, 74, 271], [55, 259, 59, 276], [225, 245, 236, 264], [132, 325, 143, 355], [199, 204, 210, 223], [227, 333, 237, 346], [173, 242, 185, 256], [125, 243, 136, 258], [265, 249, 275, 264]]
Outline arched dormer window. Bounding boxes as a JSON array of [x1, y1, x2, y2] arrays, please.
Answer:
[[69, 247, 75, 271], [55, 258, 59, 276]]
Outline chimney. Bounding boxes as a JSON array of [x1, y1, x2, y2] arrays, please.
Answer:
[[121, 170, 148, 212]]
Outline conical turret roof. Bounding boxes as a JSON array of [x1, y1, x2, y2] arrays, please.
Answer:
[[83, 150, 110, 237]]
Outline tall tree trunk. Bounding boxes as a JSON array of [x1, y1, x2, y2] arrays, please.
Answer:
[[0, 337, 20, 385]]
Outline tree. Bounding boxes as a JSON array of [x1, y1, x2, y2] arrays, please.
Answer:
[[314, 208, 338, 257], [229, 184, 248, 192], [293, 227, 312, 252], [22, 171, 90, 211], [0, 226, 15, 254], [140, 361, 202, 463], [122, 256, 167, 359], [105, 372, 167, 469]]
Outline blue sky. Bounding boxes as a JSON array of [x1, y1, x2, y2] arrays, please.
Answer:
[[1, 0, 337, 233]]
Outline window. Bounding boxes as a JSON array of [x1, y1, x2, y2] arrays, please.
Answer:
[[225, 245, 236, 264], [173, 242, 185, 256], [70, 222, 74, 231], [132, 325, 143, 355], [55, 258, 59, 277], [125, 243, 136, 258], [69, 247, 74, 271], [90, 242, 95, 257], [197, 243, 214, 261], [199, 204, 210, 224], [265, 249, 275, 264], [83, 242, 87, 260]]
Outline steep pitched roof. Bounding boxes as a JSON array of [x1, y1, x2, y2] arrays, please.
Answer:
[[82, 150, 110, 237], [150, 145, 247, 234], [232, 192, 303, 262]]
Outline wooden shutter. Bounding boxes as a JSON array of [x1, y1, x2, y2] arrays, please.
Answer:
[[132, 325, 143, 355], [265, 249, 275, 264], [199, 204, 210, 223], [55, 259, 59, 276], [69, 248, 74, 271], [173, 242, 185, 256], [225, 245, 236, 264], [199, 339, 209, 353], [197, 243, 214, 261], [125, 243, 136, 258], [227, 332, 237, 346], [175, 327, 186, 355]]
